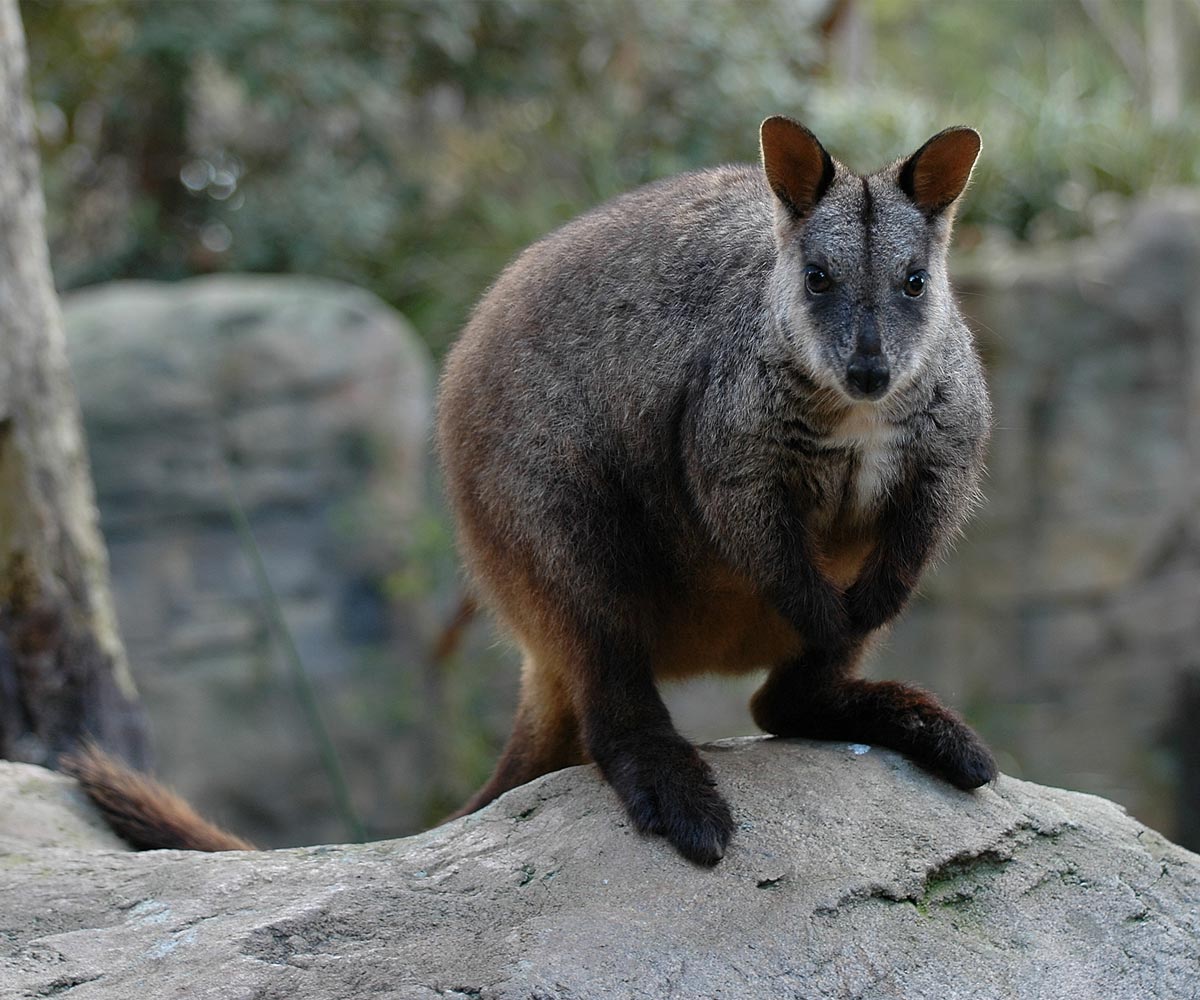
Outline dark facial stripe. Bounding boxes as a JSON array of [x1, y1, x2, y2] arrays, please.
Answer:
[[860, 176, 874, 272], [860, 176, 875, 226]]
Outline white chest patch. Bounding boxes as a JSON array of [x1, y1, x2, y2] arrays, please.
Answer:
[[823, 404, 908, 512]]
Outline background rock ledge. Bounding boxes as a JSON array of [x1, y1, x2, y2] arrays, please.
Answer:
[[1, 738, 1197, 1000]]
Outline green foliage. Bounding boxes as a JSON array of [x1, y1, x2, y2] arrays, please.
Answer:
[[20, 0, 1200, 354], [21, 0, 820, 352], [809, 1, 1200, 244]]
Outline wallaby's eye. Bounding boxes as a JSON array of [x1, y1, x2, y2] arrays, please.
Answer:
[[804, 266, 832, 295], [903, 270, 928, 297]]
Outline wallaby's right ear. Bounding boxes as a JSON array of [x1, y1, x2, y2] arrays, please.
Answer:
[[898, 127, 981, 216], [760, 116, 835, 220]]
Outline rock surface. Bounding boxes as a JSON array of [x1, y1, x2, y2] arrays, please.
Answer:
[[2, 738, 1197, 999]]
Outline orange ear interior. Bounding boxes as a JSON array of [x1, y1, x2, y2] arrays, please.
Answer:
[[901, 127, 981, 214], [760, 116, 834, 218]]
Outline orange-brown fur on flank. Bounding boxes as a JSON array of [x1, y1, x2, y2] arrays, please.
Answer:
[[653, 564, 802, 681], [61, 743, 253, 852], [446, 537, 590, 815], [654, 534, 876, 681]]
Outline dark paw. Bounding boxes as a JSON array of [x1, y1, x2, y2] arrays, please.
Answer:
[[605, 739, 734, 866], [939, 732, 998, 790], [912, 719, 997, 790]]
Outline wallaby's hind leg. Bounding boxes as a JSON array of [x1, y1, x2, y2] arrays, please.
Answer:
[[452, 652, 584, 818], [577, 631, 734, 866], [751, 644, 996, 790]]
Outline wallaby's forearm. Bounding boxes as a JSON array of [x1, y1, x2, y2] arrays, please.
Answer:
[[846, 461, 976, 635], [846, 492, 937, 635], [684, 367, 853, 646], [688, 465, 849, 646]]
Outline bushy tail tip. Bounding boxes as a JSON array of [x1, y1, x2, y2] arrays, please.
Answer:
[[60, 742, 254, 853]]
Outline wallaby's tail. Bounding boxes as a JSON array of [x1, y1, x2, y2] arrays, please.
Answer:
[[60, 743, 254, 852]]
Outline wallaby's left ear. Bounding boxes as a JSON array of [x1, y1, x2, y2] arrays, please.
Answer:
[[898, 127, 981, 215]]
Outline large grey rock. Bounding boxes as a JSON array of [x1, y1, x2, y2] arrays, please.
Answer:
[[63, 277, 441, 848], [916, 193, 1200, 842], [1, 739, 1197, 999]]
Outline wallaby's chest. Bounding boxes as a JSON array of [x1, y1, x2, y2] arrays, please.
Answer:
[[809, 404, 909, 526]]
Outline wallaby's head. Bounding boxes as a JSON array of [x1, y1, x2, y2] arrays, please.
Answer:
[[760, 116, 980, 403]]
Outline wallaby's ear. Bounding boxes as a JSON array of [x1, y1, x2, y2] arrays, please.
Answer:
[[760, 116, 835, 219], [898, 126, 981, 215]]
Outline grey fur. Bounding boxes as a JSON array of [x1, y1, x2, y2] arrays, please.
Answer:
[[441, 141, 989, 622]]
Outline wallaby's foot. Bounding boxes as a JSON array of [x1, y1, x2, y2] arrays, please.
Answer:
[[936, 723, 998, 789], [597, 731, 734, 865], [752, 674, 997, 790]]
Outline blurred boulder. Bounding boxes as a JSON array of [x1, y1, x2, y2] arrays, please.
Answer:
[[900, 192, 1200, 845], [64, 276, 436, 847], [0, 760, 128, 853]]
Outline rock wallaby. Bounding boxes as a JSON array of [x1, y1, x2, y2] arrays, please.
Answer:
[[438, 117, 996, 865], [64, 117, 994, 864]]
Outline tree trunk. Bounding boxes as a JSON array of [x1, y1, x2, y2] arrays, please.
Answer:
[[0, 0, 148, 768]]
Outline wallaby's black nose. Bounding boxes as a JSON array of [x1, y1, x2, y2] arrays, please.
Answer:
[[846, 355, 890, 398]]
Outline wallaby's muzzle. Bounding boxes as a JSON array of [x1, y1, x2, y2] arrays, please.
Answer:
[[845, 308, 890, 398], [846, 353, 890, 399]]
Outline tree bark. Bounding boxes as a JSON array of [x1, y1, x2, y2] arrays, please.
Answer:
[[0, 0, 148, 768]]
